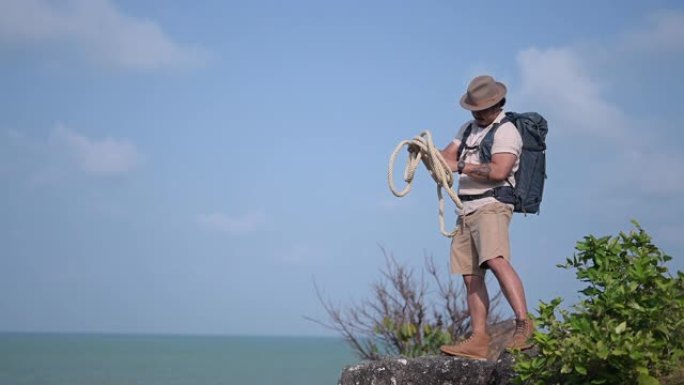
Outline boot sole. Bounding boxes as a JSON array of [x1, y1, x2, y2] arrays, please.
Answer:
[[439, 347, 488, 361], [506, 343, 534, 351]]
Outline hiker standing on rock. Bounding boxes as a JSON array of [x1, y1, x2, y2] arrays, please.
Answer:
[[437, 75, 536, 360]]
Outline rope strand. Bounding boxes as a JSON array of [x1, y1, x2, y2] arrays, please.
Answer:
[[388, 130, 463, 237]]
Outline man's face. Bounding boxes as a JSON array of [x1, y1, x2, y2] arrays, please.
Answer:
[[471, 105, 501, 127]]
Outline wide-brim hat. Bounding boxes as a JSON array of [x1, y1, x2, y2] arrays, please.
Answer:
[[459, 75, 507, 111]]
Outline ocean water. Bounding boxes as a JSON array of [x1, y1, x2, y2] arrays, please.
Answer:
[[0, 333, 358, 385]]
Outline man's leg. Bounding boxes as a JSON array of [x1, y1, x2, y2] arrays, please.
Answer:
[[485, 257, 527, 320], [463, 274, 489, 335], [485, 256, 535, 349], [440, 274, 491, 359], [441, 211, 493, 359]]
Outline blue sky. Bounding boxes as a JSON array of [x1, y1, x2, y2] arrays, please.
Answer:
[[1, 0, 683, 336]]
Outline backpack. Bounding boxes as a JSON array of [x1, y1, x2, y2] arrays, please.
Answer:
[[456, 112, 548, 214]]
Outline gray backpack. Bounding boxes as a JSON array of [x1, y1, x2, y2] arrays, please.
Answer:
[[457, 112, 548, 214]]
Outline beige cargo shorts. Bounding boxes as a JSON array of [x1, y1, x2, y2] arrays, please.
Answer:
[[450, 201, 513, 276]]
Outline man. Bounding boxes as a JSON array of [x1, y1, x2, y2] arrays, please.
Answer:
[[438, 75, 534, 360]]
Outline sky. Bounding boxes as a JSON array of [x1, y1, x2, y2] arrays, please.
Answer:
[[1, 0, 683, 337]]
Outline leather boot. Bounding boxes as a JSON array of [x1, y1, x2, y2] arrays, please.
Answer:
[[506, 318, 535, 350], [440, 333, 490, 360]]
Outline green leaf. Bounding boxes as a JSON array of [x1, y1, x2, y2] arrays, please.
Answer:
[[637, 373, 660, 385], [509, 223, 684, 385]]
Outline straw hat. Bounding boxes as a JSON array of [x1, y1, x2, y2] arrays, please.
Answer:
[[459, 75, 507, 111]]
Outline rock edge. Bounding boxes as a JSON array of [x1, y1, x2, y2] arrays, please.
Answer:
[[338, 352, 517, 385]]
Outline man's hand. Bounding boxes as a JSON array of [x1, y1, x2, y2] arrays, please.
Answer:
[[440, 141, 460, 172], [407, 143, 420, 154], [463, 152, 517, 182]]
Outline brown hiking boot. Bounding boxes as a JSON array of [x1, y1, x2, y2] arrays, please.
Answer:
[[440, 333, 490, 360], [506, 318, 535, 350]]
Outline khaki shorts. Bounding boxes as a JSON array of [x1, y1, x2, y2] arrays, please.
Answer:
[[450, 201, 513, 276]]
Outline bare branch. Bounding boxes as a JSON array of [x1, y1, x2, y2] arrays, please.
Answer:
[[306, 248, 506, 359]]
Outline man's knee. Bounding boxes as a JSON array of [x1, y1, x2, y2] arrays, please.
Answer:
[[463, 274, 485, 293], [483, 256, 509, 272]]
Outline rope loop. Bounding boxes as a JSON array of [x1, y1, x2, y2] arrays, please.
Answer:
[[387, 131, 463, 237]]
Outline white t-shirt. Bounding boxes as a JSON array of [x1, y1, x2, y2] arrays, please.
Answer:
[[452, 111, 523, 214]]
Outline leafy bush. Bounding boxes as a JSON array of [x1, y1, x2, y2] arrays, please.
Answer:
[[514, 222, 684, 385], [309, 249, 503, 359]]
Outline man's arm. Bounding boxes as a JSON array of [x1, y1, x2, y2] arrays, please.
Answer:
[[462, 152, 517, 182], [440, 141, 460, 172]]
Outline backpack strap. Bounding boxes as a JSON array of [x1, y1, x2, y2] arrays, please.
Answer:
[[464, 120, 516, 187], [456, 122, 474, 161], [458, 118, 507, 164], [485, 118, 517, 187], [478, 121, 503, 163]]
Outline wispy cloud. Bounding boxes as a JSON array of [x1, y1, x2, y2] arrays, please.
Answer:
[[197, 211, 265, 235], [0, 0, 207, 70], [508, 10, 684, 262], [516, 47, 629, 140], [2, 125, 139, 185], [54, 124, 140, 176], [514, 11, 684, 198]]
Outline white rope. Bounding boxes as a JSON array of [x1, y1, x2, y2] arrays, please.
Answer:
[[387, 130, 463, 237]]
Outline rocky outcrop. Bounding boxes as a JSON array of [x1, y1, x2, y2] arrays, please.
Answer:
[[337, 352, 517, 385], [338, 320, 523, 385]]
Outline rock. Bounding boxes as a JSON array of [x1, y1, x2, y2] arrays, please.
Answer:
[[337, 320, 530, 385], [337, 352, 517, 385]]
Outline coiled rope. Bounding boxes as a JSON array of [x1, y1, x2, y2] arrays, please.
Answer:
[[387, 130, 463, 237]]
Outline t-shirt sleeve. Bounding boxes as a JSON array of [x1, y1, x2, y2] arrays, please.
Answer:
[[491, 122, 522, 157], [451, 121, 471, 146]]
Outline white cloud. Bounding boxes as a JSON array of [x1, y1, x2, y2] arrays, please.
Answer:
[[510, 10, 684, 261], [514, 34, 684, 198], [0, 0, 207, 70], [197, 211, 265, 235], [516, 47, 628, 140], [54, 124, 139, 176]]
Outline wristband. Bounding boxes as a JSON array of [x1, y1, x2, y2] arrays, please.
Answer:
[[457, 160, 466, 174]]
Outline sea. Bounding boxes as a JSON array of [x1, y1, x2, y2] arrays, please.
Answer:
[[0, 333, 358, 385]]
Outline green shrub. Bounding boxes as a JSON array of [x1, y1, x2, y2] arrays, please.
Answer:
[[374, 316, 453, 358], [514, 221, 684, 385]]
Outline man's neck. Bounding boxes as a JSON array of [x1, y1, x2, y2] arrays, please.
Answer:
[[475, 109, 504, 128]]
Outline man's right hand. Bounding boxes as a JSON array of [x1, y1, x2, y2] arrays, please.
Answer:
[[440, 141, 460, 172]]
